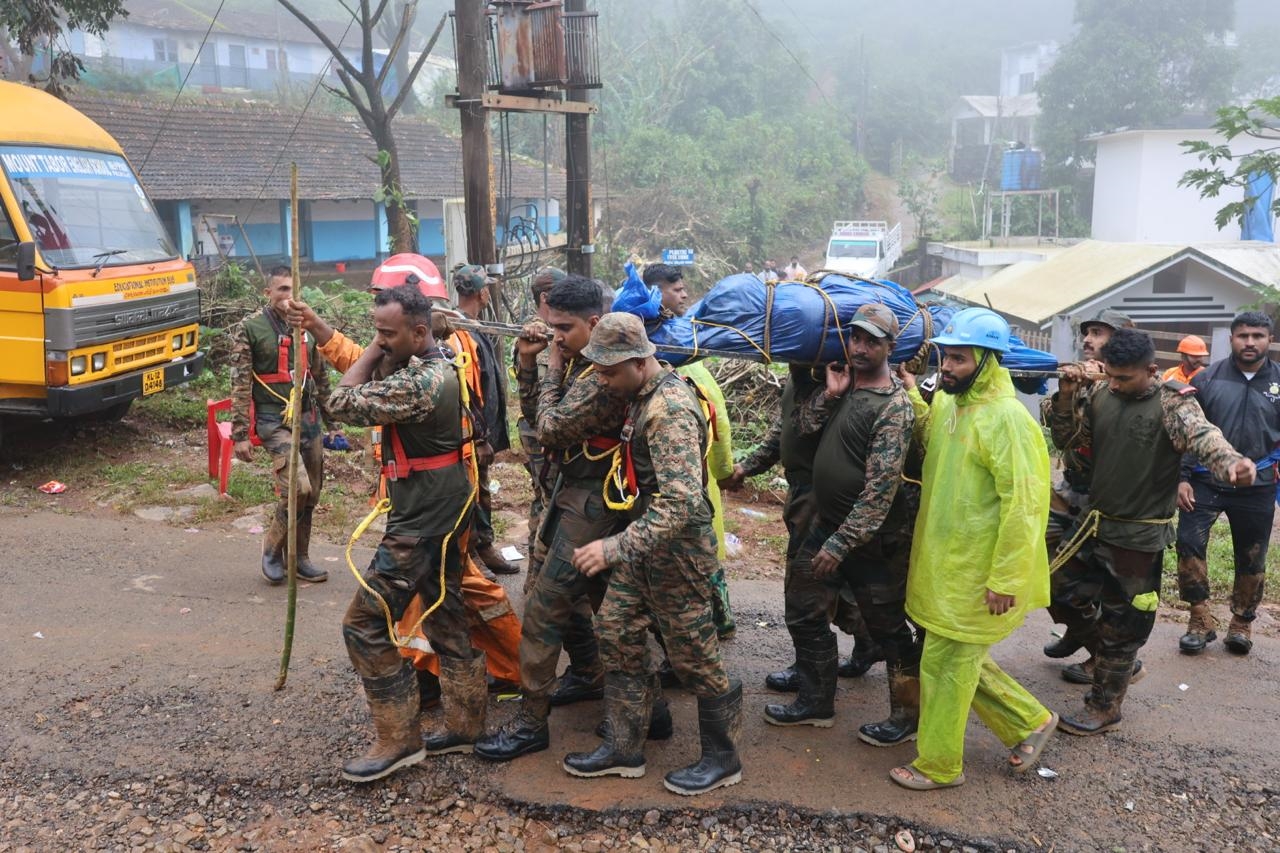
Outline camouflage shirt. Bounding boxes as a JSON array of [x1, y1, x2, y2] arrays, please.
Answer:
[[328, 352, 472, 537], [535, 356, 628, 482], [228, 307, 332, 443], [798, 377, 914, 559], [601, 369, 713, 568], [1041, 380, 1102, 492], [1048, 380, 1245, 550]]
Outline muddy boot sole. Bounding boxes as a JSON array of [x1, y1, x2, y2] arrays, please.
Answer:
[[1056, 715, 1122, 737], [663, 769, 742, 796], [561, 759, 646, 779], [340, 747, 426, 783]]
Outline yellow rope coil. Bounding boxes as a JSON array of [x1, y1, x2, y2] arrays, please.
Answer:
[[253, 373, 299, 427], [344, 351, 480, 648], [1049, 508, 1175, 574], [602, 447, 636, 512]]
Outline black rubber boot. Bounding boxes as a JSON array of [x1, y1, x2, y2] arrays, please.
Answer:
[[764, 663, 799, 693], [763, 635, 836, 727], [423, 653, 488, 755], [294, 507, 328, 583], [1043, 630, 1086, 659], [1059, 656, 1131, 736], [341, 666, 425, 783], [562, 673, 651, 778], [663, 679, 744, 796], [548, 665, 604, 706], [596, 696, 674, 741], [261, 507, 287, 585], [838, 638, 884, 678], [857, 665, 920, 747], [473, 696, 550, 762]]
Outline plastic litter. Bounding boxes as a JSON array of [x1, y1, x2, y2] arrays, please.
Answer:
[[895, 829, 917, 852], [500, 545, 525, 562], [1037, 767, 1059, 778], [248, 524, 264, 534], [1178, 683, 1190, 691], [37, 480, 67, 494], [1125, 801, 1135, 812], [724, 532, 742, 557], [179, 607, 192, 615], [184, 528, 200, 533], [32, 631, 44, 639], [323, 433, 351, 451], [739, 507, 767, 519]]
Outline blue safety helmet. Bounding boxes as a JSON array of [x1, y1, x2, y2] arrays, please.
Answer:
[[930, 307, 1013, 354]]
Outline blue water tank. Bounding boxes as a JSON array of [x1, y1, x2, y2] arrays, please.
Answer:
[[1001, 149, 1023, 191]]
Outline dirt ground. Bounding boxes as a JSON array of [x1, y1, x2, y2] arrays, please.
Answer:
[[1, 414, 1278, 852]]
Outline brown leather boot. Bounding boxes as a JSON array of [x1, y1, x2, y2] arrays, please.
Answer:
[[423, 653, 489, 755], [475, 543, 519, 575], [341, 666, 425, 782], [1223, 615, 1253, 655], [1178, 602, 1217, 655]]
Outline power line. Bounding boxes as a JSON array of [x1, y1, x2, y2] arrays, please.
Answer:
[[139, 0, 227, 173], [737, 0, 835, 112]]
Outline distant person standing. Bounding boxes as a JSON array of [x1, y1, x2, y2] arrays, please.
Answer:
[[1162, 335, 1209, 384], [784, 256, 807, 280], [762, 260, 780, 283], [742, 262, 761, 281], [1175, 312, 1278, 657]]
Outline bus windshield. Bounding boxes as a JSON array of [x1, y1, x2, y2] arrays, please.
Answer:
[[0, 145, 177, 270], [827, 239, 879, 260]]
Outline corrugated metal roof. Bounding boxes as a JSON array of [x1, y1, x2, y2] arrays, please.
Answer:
[[936, 240, 1185, 325], [957, 94, 1040, 119], [935, 239, 1280, 326]]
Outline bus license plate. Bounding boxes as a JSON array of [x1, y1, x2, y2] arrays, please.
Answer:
[[142, 367, 165, 395]]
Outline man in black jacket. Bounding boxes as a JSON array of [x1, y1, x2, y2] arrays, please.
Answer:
[[1176, 311, 1280, 657]]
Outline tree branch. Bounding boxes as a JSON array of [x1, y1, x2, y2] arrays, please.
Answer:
[[375, 0, 415, 90], [386, 11, 447, 121], [277, 0, 363, 80]]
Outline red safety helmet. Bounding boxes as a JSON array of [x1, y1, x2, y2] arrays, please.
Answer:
[[369, 253, 446, 300]]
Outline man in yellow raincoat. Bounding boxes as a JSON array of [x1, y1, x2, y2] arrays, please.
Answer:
[[891, 307, 1057, 791]]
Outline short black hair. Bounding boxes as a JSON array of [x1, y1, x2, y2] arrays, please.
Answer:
[[1100, 327, 1155, 368], [1231, 311, 1274, 334], [547, 274, 608, 319], [374, 281, 432, 327], [266, 265, 292, 282], [641, 263, 683, 288], [531, 267, 565, 300]]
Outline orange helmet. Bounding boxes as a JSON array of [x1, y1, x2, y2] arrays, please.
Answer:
[[369, 253, 446, 300], [1176, 335, 1209, 356]]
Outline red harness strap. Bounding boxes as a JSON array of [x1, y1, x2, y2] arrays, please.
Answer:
[[256, 333, 310, 384], [381, 423, 464, 481], [586, 435, 621, 452]]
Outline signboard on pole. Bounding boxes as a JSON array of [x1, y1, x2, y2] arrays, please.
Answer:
[[662, 248, 695, 266]]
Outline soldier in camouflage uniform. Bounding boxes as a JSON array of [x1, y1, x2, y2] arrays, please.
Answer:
[[327, 285, 486, 783], [762, 304, 922, 747], [229, 265, 332, 585], [1048, 329, 1254, 736], [723, 364, 883, 686], [472, 276, 636, 762], [1039, 308, 1133, 667], [563, 312, 742, 797]]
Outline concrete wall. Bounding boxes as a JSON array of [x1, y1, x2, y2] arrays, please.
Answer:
[[1091, 129, 1275, 244], [310, 200, 378, 262]]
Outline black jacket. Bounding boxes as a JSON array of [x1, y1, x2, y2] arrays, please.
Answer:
[[1182, 357, 1280, 487]]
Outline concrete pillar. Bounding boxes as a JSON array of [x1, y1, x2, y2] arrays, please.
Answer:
[[176, 200, 194, 259], [375, 202, 389, 260], [279, 200, 292, 259], [1210, 326, 1231, 363]]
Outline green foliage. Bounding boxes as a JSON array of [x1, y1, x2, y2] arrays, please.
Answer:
[[0, 0, 127, 96], [1179, 96, 1280, 231], [299, 281, 375, 345], [134, 368, 230, 428], [897, 157, 944, 244], [1037, 0, 1237, 179]]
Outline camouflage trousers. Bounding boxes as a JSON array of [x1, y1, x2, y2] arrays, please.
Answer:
[[595, 526, 730, 699], [518, 485, 623, 703], [472, 448, 498, 550], [258, 422, 323, 553], [342, 530, 476, 680], [1053, 536, 1162, 666], [518, 417, 555, 581], [1046, 480, 1089, 626], [786, 514, 918, 673], [1174, 478, 1272, 622], [783, 483, 866, 637]]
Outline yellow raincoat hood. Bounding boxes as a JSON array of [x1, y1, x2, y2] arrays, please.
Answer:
[[905, 352, 1051, 644]]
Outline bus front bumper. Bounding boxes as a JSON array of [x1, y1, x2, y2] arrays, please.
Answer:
[[45, 351, 206, 418]]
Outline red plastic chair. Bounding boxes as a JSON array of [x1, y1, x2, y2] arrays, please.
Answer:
[[206, 399, 235, 496]]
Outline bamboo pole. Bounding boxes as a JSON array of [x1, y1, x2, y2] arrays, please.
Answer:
[[275, 163, 303, 691]]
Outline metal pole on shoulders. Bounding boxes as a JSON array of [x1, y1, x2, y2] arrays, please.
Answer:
[[275, 163, 303, 691]]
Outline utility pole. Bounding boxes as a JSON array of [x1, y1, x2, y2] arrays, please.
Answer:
[[564, 0, 593, 277], [454, 0, 498, 297]]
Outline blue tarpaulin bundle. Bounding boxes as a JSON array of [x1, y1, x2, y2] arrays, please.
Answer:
[[613, 270, 1058, 382]]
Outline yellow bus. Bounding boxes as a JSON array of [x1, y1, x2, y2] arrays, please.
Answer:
[[0, 81, 202, 439]]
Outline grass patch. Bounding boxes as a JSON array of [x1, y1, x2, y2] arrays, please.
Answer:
[[100, 460, 207, 509], [1160, 517, 1280, 607], [134, 367, 232, 428], [225, 465, 275, 506]]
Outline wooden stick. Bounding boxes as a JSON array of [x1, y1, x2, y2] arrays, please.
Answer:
[[275, 163, 303, 691]]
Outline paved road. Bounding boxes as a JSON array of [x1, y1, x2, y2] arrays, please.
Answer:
[[3, 508, 1277, 851]]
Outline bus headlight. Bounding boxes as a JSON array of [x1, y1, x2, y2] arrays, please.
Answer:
[[172, 334, 183, 351], [70, 355, 87, 376], [92, 352, 107, 372], [185, 331, 196, 347]]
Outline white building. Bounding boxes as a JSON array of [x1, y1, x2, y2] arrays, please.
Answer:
[[1090, 125, 1279, 244], [999, 41, 1058, 98]]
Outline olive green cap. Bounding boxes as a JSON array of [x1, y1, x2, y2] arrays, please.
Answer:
[[580, 312, 657, 366]]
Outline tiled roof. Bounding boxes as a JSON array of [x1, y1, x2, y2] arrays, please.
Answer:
[[71, 93, 564, 202], [125, 0, 366, 48]]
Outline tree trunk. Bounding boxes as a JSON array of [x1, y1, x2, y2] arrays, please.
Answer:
[[373, 124, 416, 254]]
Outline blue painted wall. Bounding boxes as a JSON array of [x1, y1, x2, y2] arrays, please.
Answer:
[[311, 219, 377, 262], [417, 217, 445, 255]]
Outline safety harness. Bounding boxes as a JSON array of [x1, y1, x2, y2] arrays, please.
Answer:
[[250, 312, 315, 433]]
